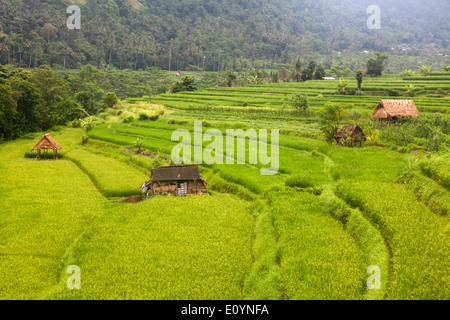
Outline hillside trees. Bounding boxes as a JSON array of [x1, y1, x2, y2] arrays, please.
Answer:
[[292, 57, 302, 82], [314, 65, 326, 80], [0, 83, 19, 141], [330, 65, 352, 78], [103, 92, 119, 108], [366, 52, 389, 77], [9, 75, 41, 131], [172, 76, 197, 93], [305, 61, 317, 80], [0, 64, 85, 141], [226, 70, 237, 87], [0, 1, 446, 71]]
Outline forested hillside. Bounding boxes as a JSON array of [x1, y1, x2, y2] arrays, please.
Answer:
[[0, 0, 448, 71]]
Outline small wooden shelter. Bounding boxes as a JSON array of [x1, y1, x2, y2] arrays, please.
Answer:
[[141, 165, 207, 197], [372, 100, 419, 121], [31, 134, 62, 160], [334, 124, 366, 146]]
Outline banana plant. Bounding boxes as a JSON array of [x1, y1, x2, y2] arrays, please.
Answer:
[[134, 138, 144, 153], [337, 77, 348, 93], [404, 83, 416, 97], [366, 130, 380, 146], [400, 69, 415, 77], [418, 65, 431, 76]]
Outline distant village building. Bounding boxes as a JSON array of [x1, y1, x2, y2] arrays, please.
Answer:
[[322, 77, 335, 80], [31, 134, 62, 160], [141, 165, 207, 197], [372, 100, 419, 121], [333, 125, 366, 146]]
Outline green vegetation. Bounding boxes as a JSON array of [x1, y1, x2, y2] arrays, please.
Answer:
[[0, 131, 106, 299], [288, 93, 309, 111], [0, 66, 83, 141], [356, 70, 363, 95], [65, 148, 149, 197], [398, 172, 450, 217], [0, 64, 449, 300], [47, 195, 254, 299], [419, 155, 450, 189], [366, 52, 389, 77], [172, 76, 198, 94], [320, 191, 389, 300], [0, 1, 448, 73], [337, 181, 449, 299], [269, 192, 365, 300]]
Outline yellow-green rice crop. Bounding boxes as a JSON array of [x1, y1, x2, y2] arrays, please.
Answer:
[[66, 148, 149, 197], [0, 156, 106, 299], [268, 192, 366, 299], [45, 195, 254, 300], [337, 181, 449, 299]]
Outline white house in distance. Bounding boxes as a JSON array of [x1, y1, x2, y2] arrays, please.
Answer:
[[322, 77, 335, 80]]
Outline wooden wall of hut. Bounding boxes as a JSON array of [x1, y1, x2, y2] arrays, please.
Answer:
[[150, 180, 206, 196]]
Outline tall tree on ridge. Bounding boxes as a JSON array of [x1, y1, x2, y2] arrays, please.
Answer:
[[356, 70, 363, 95], [292, 57, 302, 82]]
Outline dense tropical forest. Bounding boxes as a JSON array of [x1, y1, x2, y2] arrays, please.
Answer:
[[0, 0, 448, 71]]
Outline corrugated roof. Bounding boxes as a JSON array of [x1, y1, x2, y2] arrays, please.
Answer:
[[372, 100, 419, 119], [31, 134, 62, 151], [151, 165, 201, 182]]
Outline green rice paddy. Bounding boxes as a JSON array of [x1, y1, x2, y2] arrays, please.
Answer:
[[1, 74, 449, 300]]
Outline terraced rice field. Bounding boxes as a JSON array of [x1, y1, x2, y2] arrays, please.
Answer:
[[0, 74, 448, 300], [151, 74, 450, 114]]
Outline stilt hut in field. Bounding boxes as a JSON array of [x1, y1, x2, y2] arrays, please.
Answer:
[[334, 124, 366, 146], [372, 100, 419, 121], [31, 134, 62, 160], [141, 165, 207, 197]]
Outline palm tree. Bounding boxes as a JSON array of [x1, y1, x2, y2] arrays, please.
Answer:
[[0, 40, 9, 63]]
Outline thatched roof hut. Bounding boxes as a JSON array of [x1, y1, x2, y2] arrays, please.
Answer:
[[141, 165, 207, 197], [31, 134, 62, 160], [372, 100, 419, 120], [334, 125, 366, 146]]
